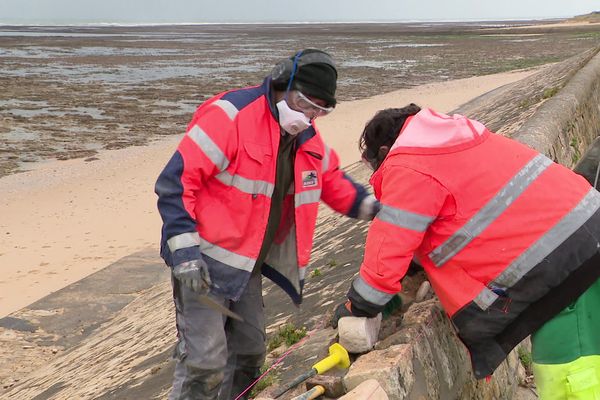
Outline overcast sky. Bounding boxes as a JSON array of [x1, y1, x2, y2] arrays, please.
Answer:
[[1, 0, 598, 24]]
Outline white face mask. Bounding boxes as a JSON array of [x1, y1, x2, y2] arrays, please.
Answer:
[[276, 99, 311, 135]]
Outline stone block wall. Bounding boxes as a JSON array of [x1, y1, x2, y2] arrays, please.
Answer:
[[343, 300, 526, 400]]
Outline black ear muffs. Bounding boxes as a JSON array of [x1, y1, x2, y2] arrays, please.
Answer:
[[270, 58, 295, 87], [270, 50, 336, 89]]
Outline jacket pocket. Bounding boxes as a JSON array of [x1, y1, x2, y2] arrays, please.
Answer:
[[299, 142, 324, 171], [243, 142, 271, 165], [305, 150, 323, 160], [236, 142, 273, 183], [362, 233, 387, 277]]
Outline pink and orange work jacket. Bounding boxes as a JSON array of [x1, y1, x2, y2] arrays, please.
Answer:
[[352, 108, 600, 378], [156, 79, 372, 304]]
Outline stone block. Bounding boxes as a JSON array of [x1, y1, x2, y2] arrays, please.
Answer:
[[338, 379, 389, 399], [415, 281, 432, 302], [338, 314, 382, 354], [343, 344, 414, 399]]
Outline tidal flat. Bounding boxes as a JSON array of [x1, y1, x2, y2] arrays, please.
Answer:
[[0, 21, 599, 176]]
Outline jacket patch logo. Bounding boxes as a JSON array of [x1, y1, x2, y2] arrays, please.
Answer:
[[302, 170, 318, 187]]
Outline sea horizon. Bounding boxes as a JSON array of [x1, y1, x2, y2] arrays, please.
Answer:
[[0, 16, 570, 28]]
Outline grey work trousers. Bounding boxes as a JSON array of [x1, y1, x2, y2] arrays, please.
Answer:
[[169, 272, 266, 400]]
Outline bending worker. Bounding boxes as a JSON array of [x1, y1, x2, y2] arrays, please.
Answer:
[[155, 49, 378, 400], [333, 104, 600, 399]]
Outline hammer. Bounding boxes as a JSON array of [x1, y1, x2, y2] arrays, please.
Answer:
[[272, 343, 350, 398]]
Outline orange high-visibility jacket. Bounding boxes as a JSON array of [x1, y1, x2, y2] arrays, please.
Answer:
[[353, 108, 600, 377], [156, 79, 372, 304]]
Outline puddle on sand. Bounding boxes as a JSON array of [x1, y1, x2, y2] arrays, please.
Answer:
[[2, 105, 111, 119]]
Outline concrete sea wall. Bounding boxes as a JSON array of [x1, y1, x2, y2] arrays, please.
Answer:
[[513, 47, 600, 167]]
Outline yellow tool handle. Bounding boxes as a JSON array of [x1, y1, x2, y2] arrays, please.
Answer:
[[290, 385, 325, 400], [312, 357, 337, 375], [312, 343, 350, 374], [310, 385, 326, 399]]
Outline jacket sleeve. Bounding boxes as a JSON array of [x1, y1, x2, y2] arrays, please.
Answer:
[[349, 165, 451, 313], [320, 146, 378, 220], [155, 99, 238, 267]]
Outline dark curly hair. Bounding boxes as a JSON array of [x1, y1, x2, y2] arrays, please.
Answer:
[[359, 103, 421, 169]]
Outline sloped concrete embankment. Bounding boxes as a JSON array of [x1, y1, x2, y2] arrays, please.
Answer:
[[2, 47, 600, 400], [512, 46, 600, 166]]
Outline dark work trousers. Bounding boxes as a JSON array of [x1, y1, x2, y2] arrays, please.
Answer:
[[169, 272, 266, 400]]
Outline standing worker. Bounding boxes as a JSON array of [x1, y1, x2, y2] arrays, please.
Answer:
[[332, 104, 600, 399], [155, 49, 378, 400]]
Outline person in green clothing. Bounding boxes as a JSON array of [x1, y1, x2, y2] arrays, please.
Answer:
[[532, 147, 600, 399], [532, 280, 600, 399]]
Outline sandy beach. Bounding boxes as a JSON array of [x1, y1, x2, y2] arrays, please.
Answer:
[[0, 68, 538, 318]]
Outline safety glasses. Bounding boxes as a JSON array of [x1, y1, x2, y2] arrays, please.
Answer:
[[290, 90, 334, 117]]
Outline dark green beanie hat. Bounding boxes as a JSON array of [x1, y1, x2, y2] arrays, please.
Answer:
[[291, 50, 338, 106]]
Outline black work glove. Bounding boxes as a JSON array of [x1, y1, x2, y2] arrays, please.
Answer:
[[172, 258, 211, 294], [331, 301, 354, 329], [330, 300, 378, 329]]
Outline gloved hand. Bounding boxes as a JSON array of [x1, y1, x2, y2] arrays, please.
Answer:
[[330, 301, 354, 329], [357, 195, 381, 221], [173, 258, 211, 294]]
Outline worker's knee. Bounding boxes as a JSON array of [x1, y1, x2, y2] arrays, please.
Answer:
[[173, 332, 227, 370], [189, 365, 224, 386]]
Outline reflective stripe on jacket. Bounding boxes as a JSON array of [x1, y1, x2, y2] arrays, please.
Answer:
[[156, 78, 369, 303], [355, 108, 600, 377]]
